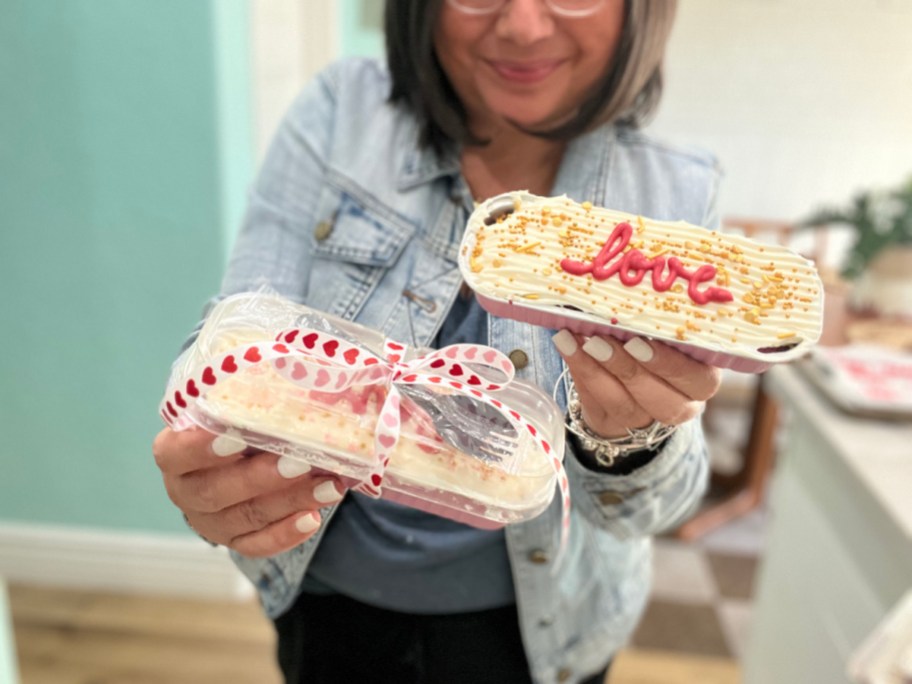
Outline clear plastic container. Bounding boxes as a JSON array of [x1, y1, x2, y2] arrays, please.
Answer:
[[163, 292, 565, 528]]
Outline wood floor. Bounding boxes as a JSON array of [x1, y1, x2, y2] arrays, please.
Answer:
[[8, 583, 740, 684]]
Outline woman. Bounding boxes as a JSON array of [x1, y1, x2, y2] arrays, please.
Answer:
[[153, 0, 721, 681]]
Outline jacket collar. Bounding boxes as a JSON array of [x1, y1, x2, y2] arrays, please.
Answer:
[[551, 124, 617, 205], [397, 132, 461, 191], [396, 121, 618, 196]]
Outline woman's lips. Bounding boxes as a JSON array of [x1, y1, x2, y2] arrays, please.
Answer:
[[486, 59, 564, 84]]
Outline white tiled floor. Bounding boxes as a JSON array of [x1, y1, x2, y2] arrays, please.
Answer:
[[698, 507, 769, 557], [717, 599, 754, 659], [651, 540, 718, 604], [640, 391, 768, 660]]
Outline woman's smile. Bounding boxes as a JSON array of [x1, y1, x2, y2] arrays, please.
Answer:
[[484, 58, 566, 85]]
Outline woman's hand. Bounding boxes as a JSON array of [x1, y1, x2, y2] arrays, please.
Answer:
[[552, 330, 721, 439], [152, 427, 345, 557]]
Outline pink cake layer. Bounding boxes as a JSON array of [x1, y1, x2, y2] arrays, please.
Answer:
[[476, 293, 783, 373]]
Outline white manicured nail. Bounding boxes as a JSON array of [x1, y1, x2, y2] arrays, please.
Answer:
[[624, 337, 654, 363], [313, 480, 343, 504], [211, 433, 247, 457], [277, 455, 312, 479], [295, 513, 320, 534], [552, 329, 578, 356], [582, 337, 614, 363]]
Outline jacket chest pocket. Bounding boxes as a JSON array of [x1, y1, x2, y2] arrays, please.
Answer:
[[305, 189, 416, 322]]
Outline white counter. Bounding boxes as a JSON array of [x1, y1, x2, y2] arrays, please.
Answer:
[[744, 364, 912, 684]]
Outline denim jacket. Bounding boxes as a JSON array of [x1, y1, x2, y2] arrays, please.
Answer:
[[218, 58, 719, 684]]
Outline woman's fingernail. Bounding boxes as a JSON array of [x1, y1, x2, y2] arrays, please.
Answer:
[[552, 329, 578, 356], [313, 480, 344, 505], [624, 337, 654, 363], [582, 337, 614, 363], [277, 455, 312, 479], [211, 433, 247, 457], [295, 513, 321, 534]]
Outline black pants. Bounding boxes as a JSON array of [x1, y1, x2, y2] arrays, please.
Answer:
[[274, 591, 610, 684]]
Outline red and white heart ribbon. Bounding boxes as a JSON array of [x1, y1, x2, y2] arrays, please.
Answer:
[[160, 330, 571, 554]]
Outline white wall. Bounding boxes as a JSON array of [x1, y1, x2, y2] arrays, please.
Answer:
[[251, 1, 338, 162], [652, 0, 912, 224]]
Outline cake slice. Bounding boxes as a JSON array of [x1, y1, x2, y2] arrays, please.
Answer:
[[459, 192, 823, 372], [163, 292, 565, 527]]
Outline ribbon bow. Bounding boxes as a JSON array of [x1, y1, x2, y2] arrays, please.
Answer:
[[160, 329, 571, 554]]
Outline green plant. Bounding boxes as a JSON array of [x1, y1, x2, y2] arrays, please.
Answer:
[[800, 175, 912, 279]]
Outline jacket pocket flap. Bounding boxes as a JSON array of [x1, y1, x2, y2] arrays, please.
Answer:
[[311, 190, 414, 267]]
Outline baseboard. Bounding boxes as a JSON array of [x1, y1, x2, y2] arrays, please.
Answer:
[[0, 521, 254, 601]]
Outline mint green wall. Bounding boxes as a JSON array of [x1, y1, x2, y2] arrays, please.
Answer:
[[340, 0, 384, 58], [0, 1, 252, 534]]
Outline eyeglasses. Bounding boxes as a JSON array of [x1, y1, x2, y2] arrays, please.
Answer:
[[446, 0, 607, 19]]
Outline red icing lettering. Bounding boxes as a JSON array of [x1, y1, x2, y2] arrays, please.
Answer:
[[560, 222, 733, 305]]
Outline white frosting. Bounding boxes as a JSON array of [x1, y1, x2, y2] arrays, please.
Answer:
[[459, 192, 824, 362]]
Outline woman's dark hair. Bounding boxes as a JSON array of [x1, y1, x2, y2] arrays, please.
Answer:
[[385, 0, 678, 155]]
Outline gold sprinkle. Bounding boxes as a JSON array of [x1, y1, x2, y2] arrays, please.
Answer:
[[522, 293, 539, 300], [777, 331, 797, 339], [581, 201, 593, 211], [744, 309, 761, 325]]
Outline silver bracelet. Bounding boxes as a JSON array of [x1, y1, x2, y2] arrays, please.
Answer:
[[560, 372, 678, 469]]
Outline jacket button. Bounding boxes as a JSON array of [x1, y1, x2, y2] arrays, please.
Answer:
[[597, 491, 626, 506], [556, 667, 573, 682], [509, 349, 529, 369], [528, 549, 549, 564], [313, 220, 333, 241]]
